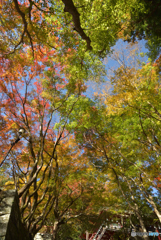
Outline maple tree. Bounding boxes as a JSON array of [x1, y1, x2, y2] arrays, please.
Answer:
[[126, 0, 161, 41], [0, 1, 107, 238], [66, 45, 161, 238], [101, 54, 161, 229], [1, 0, 161, 60], [1, 0, 161, 239], [0, 40, 107, 239]]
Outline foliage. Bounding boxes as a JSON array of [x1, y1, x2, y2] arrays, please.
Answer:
[[1, 0, 161, 238], [128, 0, 161, 41], [67, 46, 161, 236], [1, 0, 161, 60], [0, 45, 106, 238], [145, 36, 161, 61], [99, 54, 161, 226]]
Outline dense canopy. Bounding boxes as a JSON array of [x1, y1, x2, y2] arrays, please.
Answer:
[[0, 0, 161, 239]]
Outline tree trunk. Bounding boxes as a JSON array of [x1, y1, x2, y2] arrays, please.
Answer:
[[52, 221, 59, 240]]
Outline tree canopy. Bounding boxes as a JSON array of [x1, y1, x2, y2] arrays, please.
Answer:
[[0, 0, 161, 239], [1, 0, 161, 58]]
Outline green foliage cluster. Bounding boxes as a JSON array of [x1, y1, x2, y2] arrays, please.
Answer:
[[65, 50, 161, 237]]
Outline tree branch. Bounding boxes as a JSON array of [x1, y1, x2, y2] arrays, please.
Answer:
[[62, 0, 92, 50]]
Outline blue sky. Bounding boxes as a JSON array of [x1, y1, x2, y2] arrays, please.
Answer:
[[85, 39, 149, 99]]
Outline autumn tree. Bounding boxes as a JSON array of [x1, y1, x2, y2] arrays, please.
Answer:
[[1, 0, 161, 60], [1, 0, 161, 239], [66, 45, 161, 238], [0, 0, 108, 238], [0, 40, 107, 240], [100, 55, 161, 229]]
